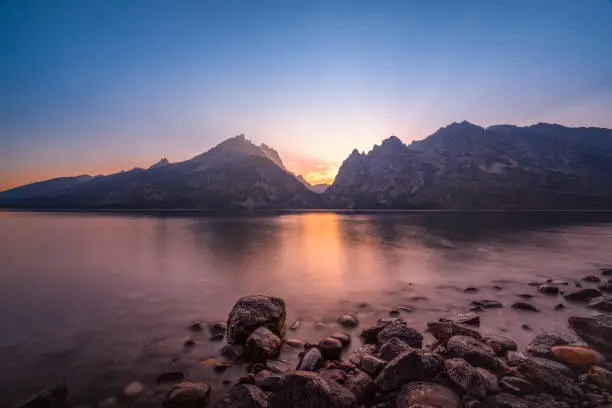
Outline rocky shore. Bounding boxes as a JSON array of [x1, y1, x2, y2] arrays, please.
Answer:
[[17, 269, 612, 408]]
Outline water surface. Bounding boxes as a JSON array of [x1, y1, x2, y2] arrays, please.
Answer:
[[1, 211, 611, 406]]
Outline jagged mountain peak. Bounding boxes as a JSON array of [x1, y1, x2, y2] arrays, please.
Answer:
[[149, 157, 169, 169]]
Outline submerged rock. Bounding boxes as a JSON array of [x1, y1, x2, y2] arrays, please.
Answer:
[[564, 288, 602, 302], [337, 314, 359, 328], [227, 296, 286, 344], [213, 384, 268, 408], [525, 334, 569, 358], [453, 312, 481, 326], [396, 381, 462, 408], [569, 314, 612, 353], [511, 302, 538, 312], [270, 371, 357, 408], [550, 345, 604, 368], [583, 275, 602, 283], [586, 296, 612, 312], [245, 326, 281, 361], [598, 280, 612, 293], [375, 349, 444, 391], [163, 382, 211, 408], [538, 284, 560, 295], [471, 300, 504, 309]]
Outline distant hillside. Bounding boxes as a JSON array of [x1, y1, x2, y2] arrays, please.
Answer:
[[324, 122, 612, 210], [0, 135, 322, 210], [0, 175, 92, 200]]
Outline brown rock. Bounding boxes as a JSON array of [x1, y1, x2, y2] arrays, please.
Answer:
[[550, 345, 604, 368]]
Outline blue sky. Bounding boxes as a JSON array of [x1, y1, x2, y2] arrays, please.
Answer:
[[1, 0, 612, 188]]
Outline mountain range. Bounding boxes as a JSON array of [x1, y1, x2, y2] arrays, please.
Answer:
[[2, 122, 612, 210]]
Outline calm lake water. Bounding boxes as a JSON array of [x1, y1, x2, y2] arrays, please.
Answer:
[[1, 210, 612, 406]]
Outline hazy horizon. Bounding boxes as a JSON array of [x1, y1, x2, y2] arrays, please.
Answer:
[[2, 0, 612, 190]]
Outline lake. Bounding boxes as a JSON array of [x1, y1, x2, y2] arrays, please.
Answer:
[[1, 210, 611, 406]]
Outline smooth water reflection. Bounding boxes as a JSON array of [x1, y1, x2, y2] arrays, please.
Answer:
[[1, 211, 612, 405]]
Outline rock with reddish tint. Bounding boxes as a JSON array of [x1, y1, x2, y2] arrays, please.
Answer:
[[501, 376, 538, 395], [221, 344, 245, 361], [446, 335, 507, 373], [453, 312, 480, 326], [379, 337, 411, 361], [374, 349, 444, 391], [445, 358, 487, 399], [538, 284, 560, 295], [583, 275, 602, 283], [318, 337, 343, 361], [483, 393, 542, 408], [270, 371, 357, 408], [348, 344, 377, 365], [337, 314, 359, 328], [550, 345, 604, 368], [525, 333, 569, 358], [360, 318, 395, 343], [212, 384, 268, 408], [344, 370, 375, 405], [297, 347, 323, 371], [518, 358, 583, 398], [427, 320, 483, 344], [396, 382, 461, 408], [484, 335, 517, 356], [359, 354, 386, 377], [477, 367, 501, 394], [588, 365, 612, 391], [377, 319, 423, 348], [163, 382, 211, 408], [245, 326, 282, 362], [470, 300, 503, 309], [330, 332, 351, 347], [319, 367, 346, 384], [564, 288, 602, 302], [569, 314, 612, 353], [227, 296, 286, 344]]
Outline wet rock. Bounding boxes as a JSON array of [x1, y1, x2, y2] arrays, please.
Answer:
[[377, 319, 423, 348], [245, 326, 282, 362], [500, 376, 538, 395], [375, 349, 444, 391], [493, 285, 503, 291], [453, 312, 481, 326], [348, 344, 377, 365], [526, 334, 569, 358], [330, 332, 351, 347], [209, 321, 228, 336], [538, 284, 560, 295], [184, 338, 196, 347], [319, 367, 347, 383], [529, 357, 575, 378], [527, 281, 542, 286], [124, 381, 145, 397], [157, 372, 185, 384], [569, 314, 612, 354], [297, 347, 323, 371], [288, 320, 301, 331], [506, 351, 527, 366], [319, 337, 343, 361], [379, 337, 411, 361], [564, 288, 602, 302], [261, 375, 283, 391], [471, 300, 504, 309], [483, 393, 541, 408], [465, 287, 479, 293], [389, 308, 401, 316], [188, 321, 205, 332], [270, 371, 357, 408], [360, 354, 386, 377], [485, 335, 518, 356], [213, 384, 268, 408], [511, 302, 538, 312], [227, 296, 286, 344], [221, 344, 245, 361], [583, 276, 602, 283], [517, 293, 534, 299], [521, 325, 531, 331], [283, 339, 305, 349], [427, 320, 483, 344], [16, 382, 68, 408], [598, 281, 612, 293], [477, 367, 501, 394], [445, 358, 487, 399], [337, 314, 359, 328], [586, 296, 612, 312], [447, 335, 506, 373], [163, 381, 211, 408], [396, 381, 461, 408], [601, 268, 612, 276], [554, 304, 565, 310], [518, 358, 583, 398], [265, 359, 291, 374], [360, 319, 395, 343], [214, 361, 233, 371], [252, 370, 271, 387], [551, 345, 605, 368], [344, 370, 375, 405], [588, 366, 612, 391], [210, 333, 224, 341]]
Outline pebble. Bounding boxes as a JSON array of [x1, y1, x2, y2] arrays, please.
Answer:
[[124, 381, 145, 397]]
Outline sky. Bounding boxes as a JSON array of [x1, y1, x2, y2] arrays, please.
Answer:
[[1, 0, 612, 190]]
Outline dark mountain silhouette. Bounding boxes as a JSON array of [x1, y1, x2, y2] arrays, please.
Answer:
[[0, 135, 322, 210], [0, 175, 93, 200], [324, 122, 612, 210]]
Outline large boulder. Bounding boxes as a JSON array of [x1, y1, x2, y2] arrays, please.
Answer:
[[245, 326, 282, 362], [517, 358, 583, 398], [227, 296, 286, 344], [569, 314, 612, 354], [213, 384, 269, 408], [377, 319, 423, 348], [444, 358, 487, 399], [396, 382, 462, 408], [269, 371, 358, 408], [525, 334, 568, 358], [163, 382, 212, 408], [375, 349, 444, 391], [446, 335, 507, 373]]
